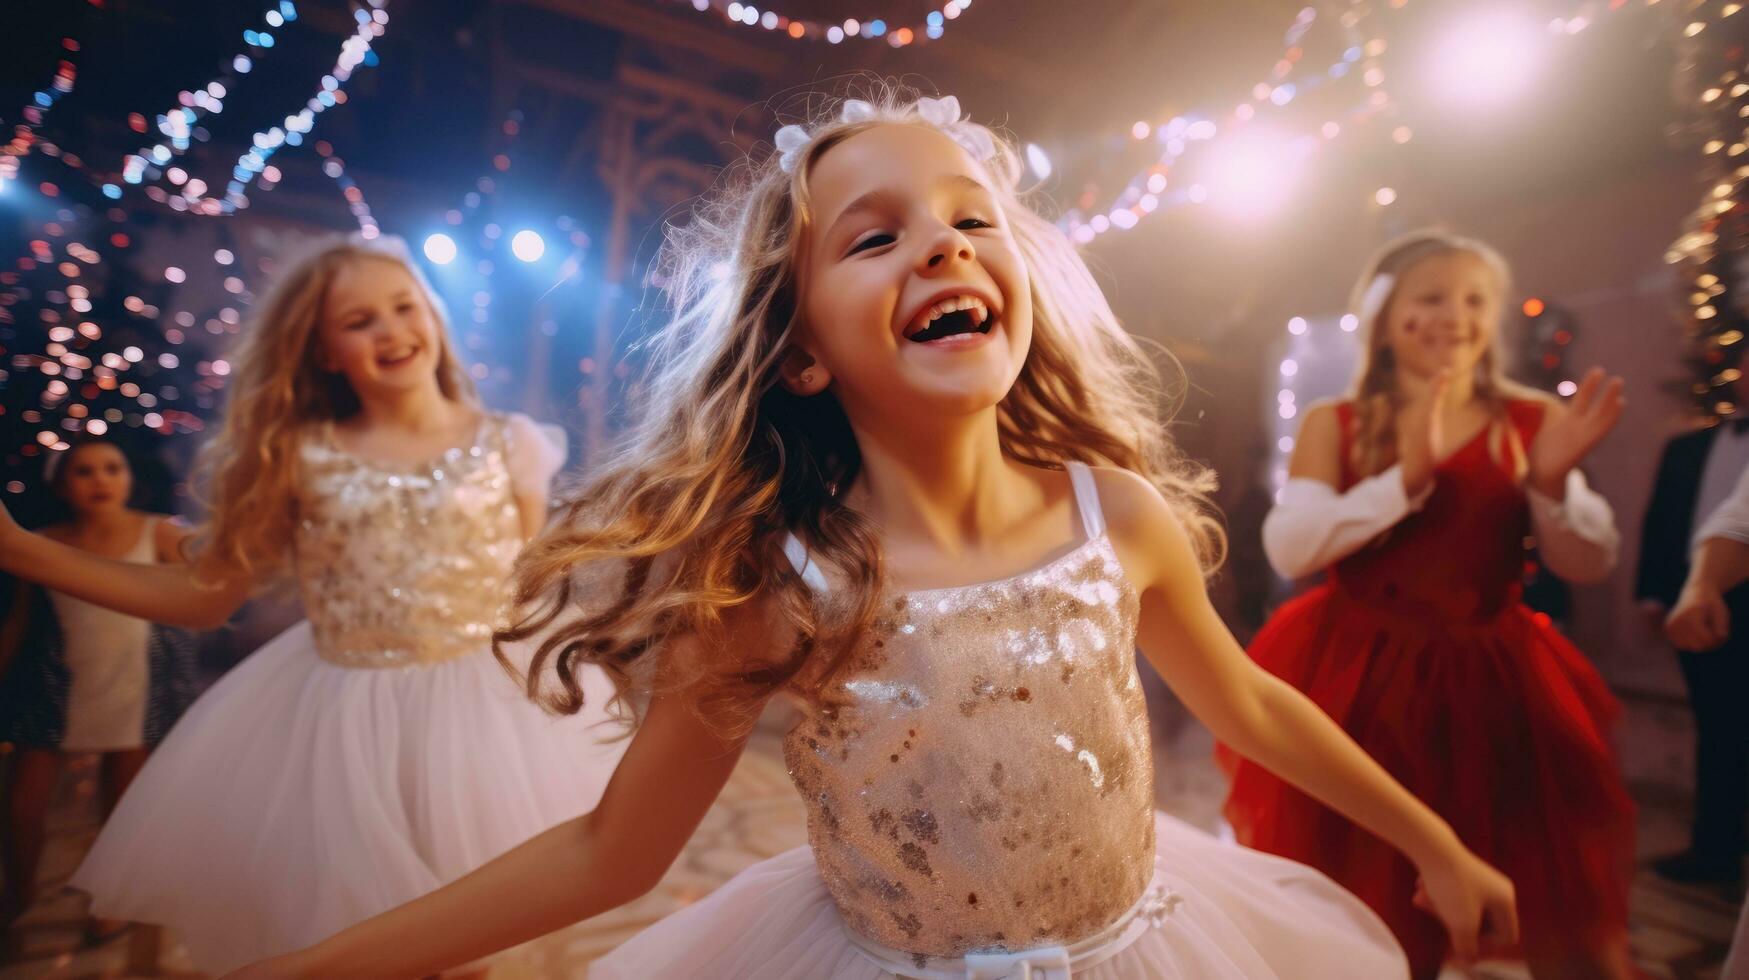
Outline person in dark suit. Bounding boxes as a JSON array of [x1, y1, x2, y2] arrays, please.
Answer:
[[1638, 408, 1749, 884]]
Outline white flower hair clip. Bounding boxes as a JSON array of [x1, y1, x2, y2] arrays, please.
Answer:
[[773, 94, 996, 174], [1357, 272, 1396, 328]]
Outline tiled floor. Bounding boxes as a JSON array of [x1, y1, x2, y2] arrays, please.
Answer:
[[3, 683, 1741, 979]]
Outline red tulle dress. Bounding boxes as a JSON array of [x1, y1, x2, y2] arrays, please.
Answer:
[[1221, 399, 1635, 976]]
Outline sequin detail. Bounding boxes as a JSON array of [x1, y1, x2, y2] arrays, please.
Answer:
[[293, 414, 523, 669], [783, 534, 1154, 961]]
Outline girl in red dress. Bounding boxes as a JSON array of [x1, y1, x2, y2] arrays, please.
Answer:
[[1223, 231, 1636, 979]]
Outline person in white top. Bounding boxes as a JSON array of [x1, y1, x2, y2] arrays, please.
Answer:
[[1665, 460, 1749, 652], [1664, 459, 1749, 976], [1638, 381, 1749, 885], [0, 438, 193, 943]]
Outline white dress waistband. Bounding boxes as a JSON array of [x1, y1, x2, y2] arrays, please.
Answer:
[[844, 881, 1183, 980]]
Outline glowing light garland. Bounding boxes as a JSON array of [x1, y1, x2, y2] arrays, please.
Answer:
[[1, 37, 81, 193], [144, 1, 389, 216], [6, 2, 386, 221], [118, 2, 299, 197], [1664, 0, 1749, 416], [1061, 0, 1668, 242], [657, 0, 975, 45], [314, 141, 379, 238], [0, 206, 228, 459], [1058, 2, 1390, 242]]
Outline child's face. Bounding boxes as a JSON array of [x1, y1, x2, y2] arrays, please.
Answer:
[[316, 257, 445, 400], [795, 123, 1031, 427], [1381, 250, 1500, 382], [59, 443, 131, 516]]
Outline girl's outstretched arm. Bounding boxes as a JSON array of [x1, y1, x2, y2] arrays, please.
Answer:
[[227, 633, 770, 980], [0, 504, 248, 629], [1095, 467, 1519, 963]]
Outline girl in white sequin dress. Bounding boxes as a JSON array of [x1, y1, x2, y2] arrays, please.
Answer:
[[0, 237, 623, 975], [229, 89, 1516, 980]]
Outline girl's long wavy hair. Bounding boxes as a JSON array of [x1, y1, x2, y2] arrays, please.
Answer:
[[499, 84, 1222, 733], [189, 234, 475, 586], [1346, 230, 1542, 480]]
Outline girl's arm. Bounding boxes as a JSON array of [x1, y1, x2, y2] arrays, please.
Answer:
[[1522, 371, 1626, 584], [0, 505, 249, 629], [233, 661, 765, 979], [1524, 466, 1618, 584], [1261, 400, 1433, 579], [1097, 467, 1518, 961]]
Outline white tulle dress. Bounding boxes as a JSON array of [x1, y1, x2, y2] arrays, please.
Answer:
[[593, 463, 1408, 979], [68, 412, 625, 974]]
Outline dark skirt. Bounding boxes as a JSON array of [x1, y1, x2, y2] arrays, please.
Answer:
[[0, 586, 201, 749]]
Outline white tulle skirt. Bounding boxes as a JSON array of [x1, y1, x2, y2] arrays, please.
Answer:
[[593, 811, 1409, 979], [69, 620, 626, 974]]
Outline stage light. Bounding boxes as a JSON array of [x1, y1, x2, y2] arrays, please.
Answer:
[[422, 233, 457, 265], [1196, 127, 1308, 219], [511, 230, 545, 263], [1427, 9, 1544, 109]]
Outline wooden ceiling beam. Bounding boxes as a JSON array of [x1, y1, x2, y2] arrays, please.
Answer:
[[500, 0, 780, 76]]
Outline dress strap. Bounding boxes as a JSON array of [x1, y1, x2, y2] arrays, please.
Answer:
[[782, 533, 830, 593], [1065, 461, 1106, 541], [130, 516, 162, 563]]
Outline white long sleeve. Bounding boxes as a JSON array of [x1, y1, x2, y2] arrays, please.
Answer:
[[1261, 465, 1431, 579], [1525, 469, 1619, 584], [1696, 462, 1749, 548]]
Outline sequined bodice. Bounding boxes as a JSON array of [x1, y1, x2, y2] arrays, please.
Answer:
[[293, 414, 524, 668], [782, 467, 1155, 962]]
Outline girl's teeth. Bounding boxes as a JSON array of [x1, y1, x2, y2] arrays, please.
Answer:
[[908, 296, 995, 336]]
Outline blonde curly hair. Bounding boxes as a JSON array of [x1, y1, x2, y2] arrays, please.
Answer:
[[499, 83, 1222, 733]]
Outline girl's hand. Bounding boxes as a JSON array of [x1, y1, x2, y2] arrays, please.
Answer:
[[1397, 365, 1452, 497], [1411, 845, 1519, 964], [1667, 581, 1731, 651], [1529, 367, 1624, 494]]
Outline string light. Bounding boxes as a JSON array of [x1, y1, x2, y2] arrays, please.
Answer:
[[6, 2, 385, 226], [314, 141, 380, 238], [172, 1, 388, 215], [0, 37, 80, 194], [1062, 3, 1387, 242], [121, 3, 298, 193], [1062, 0, 1662, 243], [655, 0, 976, 45], [1667, 0, 1749, 417]]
